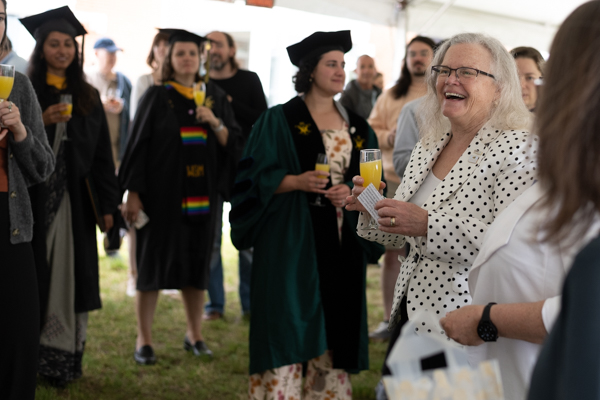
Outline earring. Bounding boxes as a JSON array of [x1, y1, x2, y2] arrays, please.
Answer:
[[309, 77, 313, 82]]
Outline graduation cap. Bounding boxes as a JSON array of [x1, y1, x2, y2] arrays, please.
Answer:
[[20, 6, 87, 41], [287, 30, 352, 67], [20, 6, 87, 67], [159, 28, 207, 47]]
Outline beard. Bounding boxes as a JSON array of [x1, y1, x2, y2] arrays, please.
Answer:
[[410, 62, 426, 76], [210, 54, 226, 71]]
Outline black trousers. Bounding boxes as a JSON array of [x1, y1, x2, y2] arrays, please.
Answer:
[[0, 193, 39, 400]]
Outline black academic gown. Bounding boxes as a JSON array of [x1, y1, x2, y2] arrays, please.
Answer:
[[119, 81, 242, 290], [29, 85, 121, 315]]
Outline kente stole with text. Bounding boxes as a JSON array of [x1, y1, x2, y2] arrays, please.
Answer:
[[165, 81, 209, 221]]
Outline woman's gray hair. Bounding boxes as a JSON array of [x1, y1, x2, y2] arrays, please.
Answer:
[[418, 33, 531, 145]]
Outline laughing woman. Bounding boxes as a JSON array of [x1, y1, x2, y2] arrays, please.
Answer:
[[0, 1, 55, 398], [22, 6, 121, 386], [346, 33, 538, 370], [119, 29, 241, 365]]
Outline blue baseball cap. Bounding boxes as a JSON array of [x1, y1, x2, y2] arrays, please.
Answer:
[[93, 37, 122, 53]]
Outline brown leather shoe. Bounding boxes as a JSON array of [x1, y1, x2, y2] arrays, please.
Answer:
[[202, 311, 223, 321]]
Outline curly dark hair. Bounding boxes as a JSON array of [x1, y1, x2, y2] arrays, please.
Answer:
[[161, 41, 202, 83], [27, 33, 96, 116], [292, 54, 321, 94], [391, 36, 436, 100]]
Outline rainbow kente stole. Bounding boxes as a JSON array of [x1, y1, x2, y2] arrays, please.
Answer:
[[165, 81, 210, 221], [180, 126, 210, 219]]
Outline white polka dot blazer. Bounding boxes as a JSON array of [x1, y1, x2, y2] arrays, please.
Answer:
[[358, 126, 538, 340]]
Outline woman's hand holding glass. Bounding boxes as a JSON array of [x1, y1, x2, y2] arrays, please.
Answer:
[[42, 103, 72, 126], [296, 170, 330, 193], [195, 106, 219, 128], [0, 100, 26, 142], [344, 175, 386, 213], [345, 175, 427, 236]]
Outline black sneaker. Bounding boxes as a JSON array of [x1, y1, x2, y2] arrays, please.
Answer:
[[134, 345, 157, 365], [184, 337, 213, 357]]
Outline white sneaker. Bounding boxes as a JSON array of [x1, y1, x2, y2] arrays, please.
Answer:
[[126, 276, 136, 297], [369, 321, 392, 341]]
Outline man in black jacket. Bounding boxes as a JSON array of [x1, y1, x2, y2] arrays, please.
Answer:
[[204, 30, 268, 321]]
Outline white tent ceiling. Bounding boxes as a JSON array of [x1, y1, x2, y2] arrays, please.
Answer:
[[275, 0, 589, 52]]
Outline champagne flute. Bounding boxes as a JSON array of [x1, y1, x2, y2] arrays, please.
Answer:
[[360, 149, 382, 229], [59, 94, 73, 116], [193, 81, 206, 107], [59, 94, 72, 141], [310, 153, 329, 207], [0, 64, 15, 128]]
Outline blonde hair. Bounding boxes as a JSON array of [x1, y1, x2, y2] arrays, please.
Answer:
[[418, 33, 531, 145]]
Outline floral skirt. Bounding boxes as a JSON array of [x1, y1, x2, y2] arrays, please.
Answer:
[[249, 351, 352, 400]]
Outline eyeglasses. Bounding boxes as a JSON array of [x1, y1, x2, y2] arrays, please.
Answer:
[[431, 65, 496, 82]]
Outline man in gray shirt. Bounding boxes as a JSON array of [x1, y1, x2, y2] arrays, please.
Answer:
[[340, 55, 381, 119], [393, 97, 422, 179]]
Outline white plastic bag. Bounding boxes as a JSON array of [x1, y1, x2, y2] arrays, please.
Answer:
[[383, 311, 504, 400]]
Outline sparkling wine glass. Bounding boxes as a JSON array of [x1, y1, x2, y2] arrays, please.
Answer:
[[360, 149, 382, 229], [310, 153, 329, 207], [59, 94, 72, 141], [59, 94, 73, 116], [193, 81, 206, 107], [0, 64, 15, 128]]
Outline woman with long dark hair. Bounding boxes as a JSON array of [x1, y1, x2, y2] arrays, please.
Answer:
[[119, 29, 241, 365], [21, 6, 121, 386], [0, 1, 55, 398]]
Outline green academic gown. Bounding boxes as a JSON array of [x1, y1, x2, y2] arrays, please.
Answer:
[[230, 96, 384, 375]]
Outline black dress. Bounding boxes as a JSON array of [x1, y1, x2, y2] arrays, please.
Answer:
[[119, 81, 241, 291]]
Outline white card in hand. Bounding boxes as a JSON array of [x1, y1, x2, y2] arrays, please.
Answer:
[[357, 184, 385, 225]]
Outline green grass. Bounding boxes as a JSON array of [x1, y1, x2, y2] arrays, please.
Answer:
[[35, 227, 387, 399]]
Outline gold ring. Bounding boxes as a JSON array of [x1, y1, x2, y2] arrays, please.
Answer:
[[390, 217, 395, 227]]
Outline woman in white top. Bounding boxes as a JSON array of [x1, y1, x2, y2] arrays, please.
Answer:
[[440, 183, 598, 399], [345, 33, 537, 356]]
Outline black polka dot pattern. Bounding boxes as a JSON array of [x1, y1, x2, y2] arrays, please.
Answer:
[[357, 128, 538, 339]]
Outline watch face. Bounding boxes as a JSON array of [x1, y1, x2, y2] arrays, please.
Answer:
[[477, 321, 498, 342]]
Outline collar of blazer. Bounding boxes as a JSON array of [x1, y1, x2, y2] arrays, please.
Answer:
[[398, 123, 504, 209]]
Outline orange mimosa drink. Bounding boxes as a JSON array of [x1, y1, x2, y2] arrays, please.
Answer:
[[315, 163, 330, 179], [194, 90, 205, 107], [360, 159, 382, 190], [0, 76, 14, 100], [60, 104, 73, 116]]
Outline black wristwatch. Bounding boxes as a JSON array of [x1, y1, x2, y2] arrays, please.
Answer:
[[477, 302, 498, 342]]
